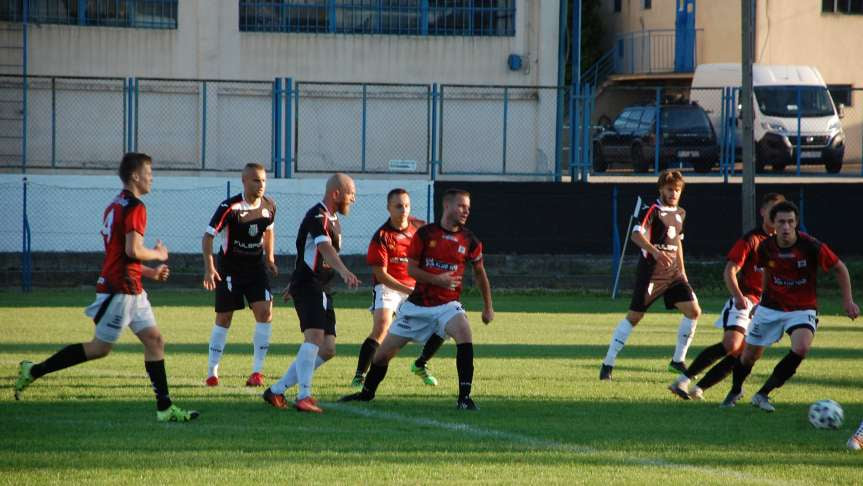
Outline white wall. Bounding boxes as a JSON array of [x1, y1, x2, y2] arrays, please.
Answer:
[[0, 174, 432, 255]]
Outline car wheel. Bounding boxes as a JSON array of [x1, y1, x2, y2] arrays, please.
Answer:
[[693, 160, 713, 173], [632, 145, 650, 173], [593, 143, 608, 172], [825, 160, 842, 174], [771, 162, 787, 173]]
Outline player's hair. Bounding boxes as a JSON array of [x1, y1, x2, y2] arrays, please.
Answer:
[[244, 162, 266, 172], [119, 152, 152, 184], [657, 169, 685, 189], [387, 188, 409, 203], [761, 192, 785, 208], [443, 188, 470, 203], [769, 200, 799, 222]]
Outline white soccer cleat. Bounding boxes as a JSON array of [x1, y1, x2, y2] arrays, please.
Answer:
[[688, 384, 704, 401], [751, 393, 775, 413]]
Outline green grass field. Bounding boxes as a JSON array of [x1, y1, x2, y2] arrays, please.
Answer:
[[1, 289, 861, 485]]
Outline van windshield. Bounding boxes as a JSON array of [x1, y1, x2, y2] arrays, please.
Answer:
[[754, 86, 835, 117]]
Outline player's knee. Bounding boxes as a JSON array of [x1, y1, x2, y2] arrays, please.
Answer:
[[144, 332, 165, 352], [319, 348, 335, 361], [87, 343, 112, 360], [791, 343, 811, 358], [627, 313, 643, 326]]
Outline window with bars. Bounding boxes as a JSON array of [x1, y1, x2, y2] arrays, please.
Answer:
[[239, 0, 516, 36], [828, 84, 853, 107], [0, 0, 178, 29], [822, 0, 863, 14]]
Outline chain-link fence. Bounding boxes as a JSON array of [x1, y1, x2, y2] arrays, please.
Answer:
[[293, 82, 430, 175], [1, 176, 432, 257]]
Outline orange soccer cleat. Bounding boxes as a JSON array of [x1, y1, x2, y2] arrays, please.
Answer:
[[294, 396, 323, 414], [245, 372, 265, 387]]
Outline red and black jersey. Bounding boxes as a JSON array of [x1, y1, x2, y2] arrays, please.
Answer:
[[757, 231, 839, 312], [206, 194, 276, 273], [291, 202, 341, 290], [633, 199, 686, 284], [96, 190, 146, 295], [366, 217, 425, 288], [407, 223, 483, 307], [726, 227, 770, 303]]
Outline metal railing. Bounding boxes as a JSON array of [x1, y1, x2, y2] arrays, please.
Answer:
[[0, 0, 178, 29], [613, 29, 703, 75]]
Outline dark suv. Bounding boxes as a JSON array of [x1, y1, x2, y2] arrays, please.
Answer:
[[593, 103, 720, 173]]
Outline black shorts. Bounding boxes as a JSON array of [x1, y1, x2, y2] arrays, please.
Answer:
[[629, 277, 696, 313], [291, 284, 336, 336], [214, 267, 272, 313]]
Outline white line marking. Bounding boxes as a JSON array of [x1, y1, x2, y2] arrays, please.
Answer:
[[328, 402, 800, 485]]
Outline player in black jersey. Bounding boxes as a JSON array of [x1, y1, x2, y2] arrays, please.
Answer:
[[202, 163, 277, 388], [262, 173, 360, 413]]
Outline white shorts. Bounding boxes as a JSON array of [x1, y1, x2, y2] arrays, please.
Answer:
[[745, 306, 818, 347], [713, 297, 756, 332], [388, 300, 466, 343], [369, 284, 409, 313], [85, 292, 156, 343]]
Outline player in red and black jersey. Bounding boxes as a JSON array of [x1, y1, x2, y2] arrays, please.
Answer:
[[262, 173, 360, 413], [721, 200, 859, 411], [601, 170, 701, 380], [350, 189, 444, 389], [340, 189, 494, 410], [668, 193, 785, 400], [14, 153, 198, 422], [202, 163, 278, 388]]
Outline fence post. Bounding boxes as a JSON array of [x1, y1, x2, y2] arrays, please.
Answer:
[[272, 78, 281, 177], [21, 0, 28, 173], [21, 177, 31, 292], [569, 87, 577, 180], [126, 78, 134, 153], [554, 86, 564, 183], [581, 84, 592, 182], [202, 81, 208, 170], [284, 77, 293, 178], [437, 84, 444, 175], [611, 185, 620, 276], [796, 86, 802, 176], [51, 77, 56, 168], [226, 180, 231, 200], [721, 87, 729, 183], [798, 187, 807, 233], [133, 77, 139, 151], [502, 87, 508, 174], [654, 87, 662, 173], [361, 83, 367, 173]]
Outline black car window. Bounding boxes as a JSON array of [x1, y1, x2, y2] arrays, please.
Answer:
[[639, 108, 656, 130], [661, 108, 711, 133], [613, 110, 630, 132], [624, 108, 643, 130]]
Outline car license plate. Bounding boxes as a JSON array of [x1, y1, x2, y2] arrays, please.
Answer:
[[801, 151, 821, 159], [677, 150, 700, 158]]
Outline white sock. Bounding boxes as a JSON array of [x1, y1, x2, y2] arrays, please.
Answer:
[[208, 324, 229, 377], [673, 317, 698, 363], [603, 319, 634, 367], [252, 322, 272, 373], [295, 343, 320, 399], [270, 356, 325, 395]]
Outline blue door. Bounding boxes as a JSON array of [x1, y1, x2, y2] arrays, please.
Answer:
[[674, 0, 696, 72]]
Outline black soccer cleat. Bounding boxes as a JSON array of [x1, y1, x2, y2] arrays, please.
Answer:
[[599, 364, 613, 381], [719, 388, 744, 409], [668, 360, 688, 375], [338, 390, 375, 402], [456, 396, 479, 411]]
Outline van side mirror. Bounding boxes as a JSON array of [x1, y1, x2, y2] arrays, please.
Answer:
[[837, 103, 845, 119]]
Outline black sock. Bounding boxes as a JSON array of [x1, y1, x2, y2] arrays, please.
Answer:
[[363, 362, 388, 395], [144, 360, 172, 411], [416, 334, 445, 368], [696, 355, 737, 391], [30, 343, 88, 379], [729, 358, 753, 395], [685, 342, 727, 379], [757, 351, 804, 396], [355, 338, 379, 376], [456, 343, 474, 399]]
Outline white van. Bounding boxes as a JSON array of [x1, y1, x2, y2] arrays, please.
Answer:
[[690, 63, 845, 173]]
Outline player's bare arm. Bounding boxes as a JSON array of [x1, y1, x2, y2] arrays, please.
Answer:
[[142, 264, 170, 282], [372, 266, 413, 294], [723, 261, 749, 309], [408, 259, 461, 289], [631, 229, 673, 267], [263, 228, 278, 277], [831, 260, 860, 320], [201, 233, 221, 291], [125, 231, 168, 262], [473, 260, 494, 324], [318, 241, 360, 288], [677, 241, 688, 281]]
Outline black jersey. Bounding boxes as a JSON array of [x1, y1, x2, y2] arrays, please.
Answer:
[[291, 202, 341, 291], [206, 194, 276, 273], [633, 199, 686, 284]]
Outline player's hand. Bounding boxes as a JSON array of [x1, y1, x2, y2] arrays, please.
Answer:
[[203, 267, 221, 291], [282, 287, 293, 302], [340, 269, 361, 289], [844, 300, 860, 320], [153, 239, 169, 262], [153, 264, 170, 282], [265, 260, 279, 278], [733, 295, 751, 310], [481, 307, 494, 325], [652, 250, 674, 268], [435, 272, 462, 290]]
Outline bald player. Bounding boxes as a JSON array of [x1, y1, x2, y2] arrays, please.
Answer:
[[262, 173, 361, 413]]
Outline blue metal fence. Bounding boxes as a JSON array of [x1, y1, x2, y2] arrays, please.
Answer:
[[0, 0, 178, 29], [239, 0, 515, 36]]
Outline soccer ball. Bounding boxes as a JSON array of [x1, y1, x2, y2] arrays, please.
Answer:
[[808, 400, 844, 429]]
